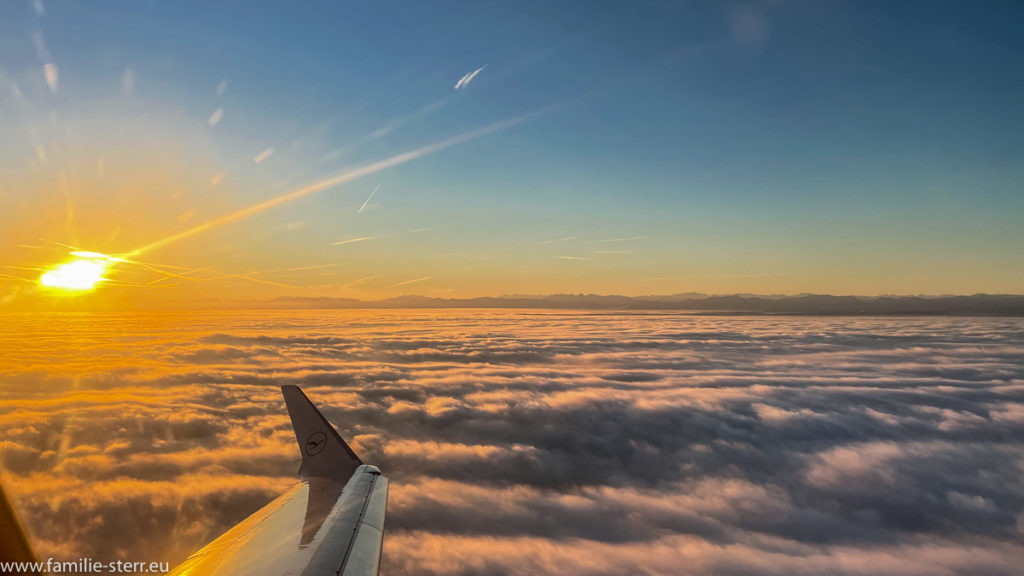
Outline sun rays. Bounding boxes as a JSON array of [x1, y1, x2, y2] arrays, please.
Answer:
[[39, 251, 121, 292], [28, 107, 553, 298]]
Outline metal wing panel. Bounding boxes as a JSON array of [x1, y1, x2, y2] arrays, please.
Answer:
[[340, 476, 388, 576], [167, 481, 315, 576], [167, 387, 388, 576]]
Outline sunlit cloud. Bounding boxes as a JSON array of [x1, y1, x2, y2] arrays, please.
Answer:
[[454, 65, 486, 90], [32, 33, 58, 93], [408, 228, 433, 234], [1, 314, 1021, 573], [215, 79, 228, 97], [43, 63, 58, 93], [209, 171, 225, 186]]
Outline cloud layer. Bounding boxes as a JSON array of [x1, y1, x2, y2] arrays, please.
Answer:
[[0, 311, 1022, 575]]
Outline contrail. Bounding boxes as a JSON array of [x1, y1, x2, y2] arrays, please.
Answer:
[[585, 236, 648, 244], [127, 107, 555, 257], [384, 276, 431, 289], [358, 185, 381, 213], [341, 274, 381, 288], [454, 65, 486, 90], [332, 236, 373, 246]]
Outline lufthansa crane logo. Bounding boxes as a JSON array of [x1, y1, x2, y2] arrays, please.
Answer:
[[305, 431, 327, 456]]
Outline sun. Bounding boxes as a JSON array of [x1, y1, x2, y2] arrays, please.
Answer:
[[39, 252, 116, 292]]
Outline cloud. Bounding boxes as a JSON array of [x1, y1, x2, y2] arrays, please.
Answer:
[[1, 314, 1022, 574], [454, 66, 486, 90], [32, 33, 58, 93], [383, 531, 1023, 576], [43, 63, 58, 93]]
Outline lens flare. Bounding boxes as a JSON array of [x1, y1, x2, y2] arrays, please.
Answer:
[[32, 106, 560, 296], [39, 252, 117, 291]]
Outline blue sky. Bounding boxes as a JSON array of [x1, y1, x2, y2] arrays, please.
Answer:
[[1, 1, 1022, 300]]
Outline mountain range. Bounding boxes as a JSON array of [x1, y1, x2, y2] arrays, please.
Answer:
[[256, 293, 1024, 315]]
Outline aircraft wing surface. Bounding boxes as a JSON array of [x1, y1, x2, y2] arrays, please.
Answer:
[[167, 385, 388, 576]]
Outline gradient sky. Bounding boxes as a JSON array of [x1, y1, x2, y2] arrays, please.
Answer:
[[1, 0, 1022, 306]]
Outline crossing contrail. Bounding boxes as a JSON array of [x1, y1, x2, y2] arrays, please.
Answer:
[[127, 106, 553, 258], [358, 185, 381, 213]]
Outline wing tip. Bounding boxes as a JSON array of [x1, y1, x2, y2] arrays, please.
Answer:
[[282, 385, 362, 481]]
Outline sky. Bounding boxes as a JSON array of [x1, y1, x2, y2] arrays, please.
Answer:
[[1, 0, 1023, 307]]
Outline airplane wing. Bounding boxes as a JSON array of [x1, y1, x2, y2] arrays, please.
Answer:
[[0, 385, 384, 576], [167, 385, 389, 576]]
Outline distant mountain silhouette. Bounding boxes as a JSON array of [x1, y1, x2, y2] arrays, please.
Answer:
[[263, 293, 1024, 315]]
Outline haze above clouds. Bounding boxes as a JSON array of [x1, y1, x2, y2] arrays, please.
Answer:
[[0, 311, 1022, 575]]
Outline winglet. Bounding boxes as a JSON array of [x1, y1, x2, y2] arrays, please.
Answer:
[[282, 385, 362, 482]]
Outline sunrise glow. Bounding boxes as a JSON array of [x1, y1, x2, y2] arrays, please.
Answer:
[[39, 253, 115, 291], [0, 4, 1021, 576]]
